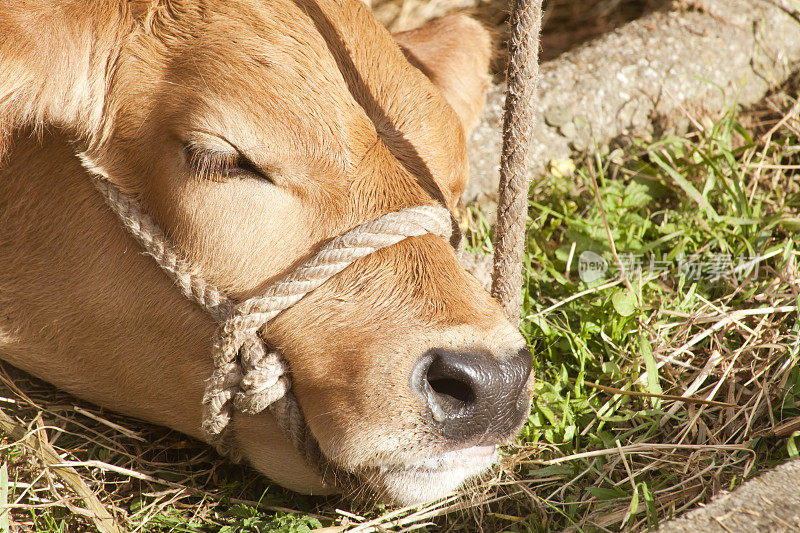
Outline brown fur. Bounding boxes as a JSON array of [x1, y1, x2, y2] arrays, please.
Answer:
[[0, 0, 529, 503]]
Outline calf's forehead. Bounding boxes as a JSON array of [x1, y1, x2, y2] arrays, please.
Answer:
[[147, 0, 467, 201]]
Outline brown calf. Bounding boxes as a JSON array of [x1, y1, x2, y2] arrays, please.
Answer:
[[0, 0, 532, 503]]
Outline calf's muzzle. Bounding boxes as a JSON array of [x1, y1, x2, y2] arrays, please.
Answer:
[[412, 347, 532, 444]]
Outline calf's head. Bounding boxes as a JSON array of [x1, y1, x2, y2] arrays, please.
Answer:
[[2, 0, 532, 504]]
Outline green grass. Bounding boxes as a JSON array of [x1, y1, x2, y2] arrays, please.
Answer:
[[465, 100, 800, 531], [1, 99, 798, 532]]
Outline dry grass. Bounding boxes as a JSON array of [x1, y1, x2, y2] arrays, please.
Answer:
[[0, 367, 294, 531]]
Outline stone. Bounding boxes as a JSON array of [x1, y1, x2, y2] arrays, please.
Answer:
[[657, 459, 800, 532], [464, 0, 800, 207]]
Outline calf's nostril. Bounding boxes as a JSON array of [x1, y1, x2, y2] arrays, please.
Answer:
[[428, 377, 475, 404], [424, 354, 479, 421], [412, 347, 533, 443]]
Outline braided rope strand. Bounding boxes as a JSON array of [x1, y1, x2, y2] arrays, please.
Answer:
[[491, 0, 543, 323], [85, 162, 233, 322]]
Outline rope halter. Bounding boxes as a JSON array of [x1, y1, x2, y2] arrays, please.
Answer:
[[82, 155, 452, 481]]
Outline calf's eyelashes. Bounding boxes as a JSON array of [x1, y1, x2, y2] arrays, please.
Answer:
[[184, 142, 274, 184]]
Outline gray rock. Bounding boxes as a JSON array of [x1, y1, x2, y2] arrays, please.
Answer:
[[544, 105, 575, 128], [657, 459, 800, 532], [457, 248, 493, 291], [465, 0, 800, 205]]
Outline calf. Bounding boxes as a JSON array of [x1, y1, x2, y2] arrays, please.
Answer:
[[0, 0, 533, 504]]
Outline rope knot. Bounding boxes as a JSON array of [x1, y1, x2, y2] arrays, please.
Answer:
[[235, 337, 290, 414], [193, 205, 453, 457]]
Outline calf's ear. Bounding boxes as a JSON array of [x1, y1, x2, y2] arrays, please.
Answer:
[[393, 14, 492, 135]]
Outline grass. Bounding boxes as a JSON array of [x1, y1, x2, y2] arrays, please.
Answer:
[[1, 90, 799, 532]]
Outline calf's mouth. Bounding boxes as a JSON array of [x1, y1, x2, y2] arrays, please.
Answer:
[[359, 446, 501, 505]]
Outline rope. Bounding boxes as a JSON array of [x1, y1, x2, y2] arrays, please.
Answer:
[[81, 153, 451, 483], [491, 0, 543, 323]]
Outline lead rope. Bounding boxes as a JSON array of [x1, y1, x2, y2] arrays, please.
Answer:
[[491, 0, 543, 323], [82, 155, 451, 486]]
